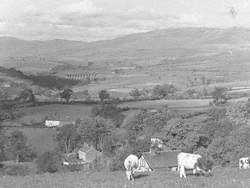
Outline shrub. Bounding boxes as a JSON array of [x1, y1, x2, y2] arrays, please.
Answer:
[[98, 90, 110, 102], [91, 104, 124, 127], [152, 84, 177, 99], [68, 164, 83, 172], [4, 163, 30, 176], [211, 87, 228, 105], [36, 151, 61, 173], [6, 130, 37, 163], [129, 89, 142, 99], [208, 106, 226, 120], [109, 147, 131, 171]]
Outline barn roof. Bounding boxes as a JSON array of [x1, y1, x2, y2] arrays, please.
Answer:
[[143, 151, 180, 169]]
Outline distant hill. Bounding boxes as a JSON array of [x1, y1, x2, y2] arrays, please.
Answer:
[[1, 27, 250, 65]]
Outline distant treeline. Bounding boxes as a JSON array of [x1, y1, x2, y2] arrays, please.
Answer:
[[0, 67, 79, 89]]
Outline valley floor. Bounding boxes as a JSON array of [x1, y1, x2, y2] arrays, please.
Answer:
[[1, 167, 250, 188]]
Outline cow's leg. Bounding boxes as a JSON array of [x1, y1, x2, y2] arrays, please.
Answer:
[[245, 163, 250, 169], [126, 170, 132, 180], [239, 161, 242, 169], [193, 168, 197, 175], [180, 166, 186, 178], [131, 169, 135, 181], [177, 163, 180, 172]]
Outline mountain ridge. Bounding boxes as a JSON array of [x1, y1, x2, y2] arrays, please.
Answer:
[[1, 27, 250, 64]]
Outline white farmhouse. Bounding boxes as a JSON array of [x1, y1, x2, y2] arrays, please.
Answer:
[[45, 120, 60, 127]]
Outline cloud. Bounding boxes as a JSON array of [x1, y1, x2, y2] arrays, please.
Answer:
[[178, 13, 202, 25], [59, 0, 103, 15], [0, 21, 7, 33], [2, 0, 250, 41]]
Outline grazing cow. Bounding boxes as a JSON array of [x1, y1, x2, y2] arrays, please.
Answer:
[[239, 157, 250, 169], [124, 154, 139, 181], [177, 152, 213, 178]]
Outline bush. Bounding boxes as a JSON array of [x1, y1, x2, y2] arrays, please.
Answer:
[[211, 87, 228, 105], [91, 104, 125, 127], [152, 84, 177, 99], [4, 164, 30, 176], [0, 67, 79, 89], [129, 89, 142, 99], [109, 147, 131, 171], [36, 151, 61, 173], [68, 164, 83, 172]]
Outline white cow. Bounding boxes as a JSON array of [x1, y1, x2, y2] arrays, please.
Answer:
[[239, 157, 250, 169], [124, 154, 139, 181], [177, 152, 212, 178]]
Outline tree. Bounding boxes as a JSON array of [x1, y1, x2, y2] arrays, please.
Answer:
[[98, 90, 110, 102], [60, 88, 73, 103], [129, 89, 142, 99], [0, 102, 16, 121], [82, 89, 91, 101], [55, 124, 82, 153], [7, 130, 36, 163], [18, 89, 36, 104], [79, 117, 111, 151], [36, 151, 61, 173], [91, 103, 124, 127], [152, 84, 177, 99], [211, 87, 228, 105], [0, 128, 7, 161]]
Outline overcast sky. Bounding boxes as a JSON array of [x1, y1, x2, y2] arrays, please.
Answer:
[[0, 0, 250, 41]]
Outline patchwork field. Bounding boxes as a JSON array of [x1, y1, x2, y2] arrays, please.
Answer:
[[5, 127, 56, 155], [1, 167, 250, 188], [19, 104, 94, 122], [120, 99, 211, 110]]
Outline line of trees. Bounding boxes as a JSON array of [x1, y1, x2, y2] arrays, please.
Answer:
[[0, 66, 79, 89], [0, 129, 36, 163]]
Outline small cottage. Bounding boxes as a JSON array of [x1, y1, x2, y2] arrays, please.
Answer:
[[62, 152, 86, 166], [45, 120, 75, 128], [45, 120, 60, 127], [78, 144, 102, 163]]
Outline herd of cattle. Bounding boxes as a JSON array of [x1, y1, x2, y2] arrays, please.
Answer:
[[124, 153, 250, 181]]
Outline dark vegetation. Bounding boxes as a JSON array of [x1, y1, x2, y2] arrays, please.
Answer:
[[60, 88, 73, 103], [36, 151, 61, 173], [0, 66, 79, 89], [91, 103, 126, 127], [0, 82, 249, 176]]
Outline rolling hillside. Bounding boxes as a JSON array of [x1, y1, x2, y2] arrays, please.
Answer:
[[1, 27, 250, 65], [2, 27, 250, 93]]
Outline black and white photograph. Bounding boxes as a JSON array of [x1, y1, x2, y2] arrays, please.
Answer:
[[1, 0, 250, 187]]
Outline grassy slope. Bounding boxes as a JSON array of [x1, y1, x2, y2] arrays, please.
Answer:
[[19, 104, 94, 122], [4, 100, 209, 155], [5, 127, 56, 155], [0, 168, 249, 188]]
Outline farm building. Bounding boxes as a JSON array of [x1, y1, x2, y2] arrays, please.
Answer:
[[62, 144, 102, 169], [45, 120, 75, 128], [45, 120, 60, 127], [78, 144, 102, 163], [62, 153, 86, 166], [140, 150, 180, 170]]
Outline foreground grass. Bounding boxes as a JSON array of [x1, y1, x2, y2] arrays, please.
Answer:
[[1, 167, 250, 188]]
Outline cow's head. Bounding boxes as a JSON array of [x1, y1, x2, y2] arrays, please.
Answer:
[[197, 157, 213, 176]]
